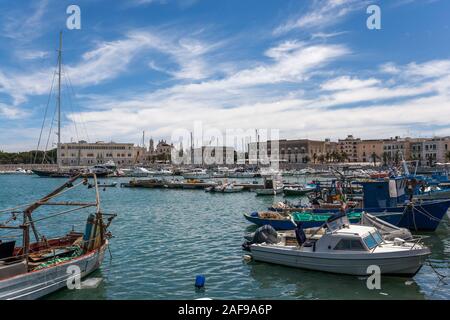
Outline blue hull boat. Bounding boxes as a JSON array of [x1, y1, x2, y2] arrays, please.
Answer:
[[243, 211, 404, 231], [263, 199, 450, 231]]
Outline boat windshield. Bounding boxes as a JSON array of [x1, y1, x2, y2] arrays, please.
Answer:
[[371, 231, 384, 245], [363, 234, 378, 250]]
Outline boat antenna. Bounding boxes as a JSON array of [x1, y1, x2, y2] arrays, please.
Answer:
[[57, 31, 63, 168]]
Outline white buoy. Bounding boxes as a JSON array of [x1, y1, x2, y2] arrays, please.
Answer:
[[243, 254, 253, 262]]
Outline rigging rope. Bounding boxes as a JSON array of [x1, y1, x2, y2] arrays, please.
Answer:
[[42, 101, 58, 164], [61, 66, 79, 142], [64, 67, 90, 142], [34, 65, 58, 164]]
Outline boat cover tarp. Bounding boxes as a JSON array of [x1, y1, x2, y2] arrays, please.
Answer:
[[360, 213, 412, 240]]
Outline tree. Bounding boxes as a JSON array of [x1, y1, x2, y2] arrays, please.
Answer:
[[382, 152, 388, 166], [317, 154, 325, 164], [312, 153, 317, 164], [446, 151, 450, 163], [340, 152, 349, 163], [371, 152, 379, 166], [393, 152, 400, 166]]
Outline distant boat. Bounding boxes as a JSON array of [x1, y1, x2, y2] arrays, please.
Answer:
[[122, 167, 153, 177], [183, 168, 210, 180], [283, 184, 316, 196], [255, 176, 283, 196]]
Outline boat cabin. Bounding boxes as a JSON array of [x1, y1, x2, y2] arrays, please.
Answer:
[[358, 177, 407, 208], [290, 214, 384, 253]]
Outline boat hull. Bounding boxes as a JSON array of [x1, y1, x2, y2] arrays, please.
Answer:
[[243, 212, 401, 231], [283, 188, 315, 196], [0, 242, 107, 300], [250, 245, 430, 276], [268, 200, 450, 231], [255, 188, 283, 196]]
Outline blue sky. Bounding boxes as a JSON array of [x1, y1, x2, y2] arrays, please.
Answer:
[[0, 0, 450, 151]]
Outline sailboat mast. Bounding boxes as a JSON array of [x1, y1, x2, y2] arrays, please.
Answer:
[[57, 31, 62, 167]]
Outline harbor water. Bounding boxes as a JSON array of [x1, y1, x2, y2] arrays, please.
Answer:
[[0, 175, 449, 300]]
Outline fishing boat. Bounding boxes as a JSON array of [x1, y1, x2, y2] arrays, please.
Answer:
[[283, 184, 316, 196], [0, 174, 116, 300], [255, 176, 284, 196], [97, 182, 118, 188], [243, 213, 430, 276], [243, 210, 403, 230]]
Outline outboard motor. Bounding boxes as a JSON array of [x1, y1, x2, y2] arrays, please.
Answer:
[[242, 225, 279, 251]]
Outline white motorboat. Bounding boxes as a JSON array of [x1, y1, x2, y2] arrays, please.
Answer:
[[255, 176, 284, 196], [222, 184, 244, 193], [122, 167, 153, 177], [183, 168, 210, 180], [244, 214, 430, 276], [155, 169, 173, 176], [415, 186, 450, 200], [88, 165, 113, 177]]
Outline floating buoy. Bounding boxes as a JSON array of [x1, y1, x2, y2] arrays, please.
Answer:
[[195, 275, 206, 289], [243, 254, 253, 262]]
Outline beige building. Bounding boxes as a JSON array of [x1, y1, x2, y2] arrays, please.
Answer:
[[357, 140, 384, 163], [411, 137, 450, 165], [338, 135, 361, 162], [59, 141, 145, 167], [148, 139, 173, 162], [382, 137, 413, 162], [249, 139, 333, 164]]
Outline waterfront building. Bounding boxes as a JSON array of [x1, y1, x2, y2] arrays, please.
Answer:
[[249, 139, 331, 164], [338, 135, 361, 162], [191, 146, 235, 165], [382, 137, 413, 162], [59, 141, 145, 167], [411, 137, 450, 165], [148, 139, 173, 163], [357, 140, 384, 163]]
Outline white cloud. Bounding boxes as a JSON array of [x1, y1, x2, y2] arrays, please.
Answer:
[[0, 103, 26, 119], [274, 0, 367, 35], [321, 76, 380, 91], [1, 0, 49, 41]]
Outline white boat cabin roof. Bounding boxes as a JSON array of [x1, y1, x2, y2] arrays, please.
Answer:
[[332, 225, 376, 237]]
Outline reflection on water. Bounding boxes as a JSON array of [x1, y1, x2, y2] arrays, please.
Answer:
[[0, 175, 448, 300]]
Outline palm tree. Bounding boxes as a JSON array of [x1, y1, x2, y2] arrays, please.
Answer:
[[382, 152, 388, 166], [371, 152, 379, 166], [340, 151, 349, 163]]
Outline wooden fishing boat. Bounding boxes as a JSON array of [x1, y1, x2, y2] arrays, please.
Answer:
[[0, 174, 116, 300], [283, 184, 316, 196], [243, 210, 404, 230]]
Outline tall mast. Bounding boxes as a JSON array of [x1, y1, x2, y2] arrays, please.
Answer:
[[57, 31, 62, 167]]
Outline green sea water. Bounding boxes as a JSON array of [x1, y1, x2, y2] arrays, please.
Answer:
[[0, 175, 448, 300]]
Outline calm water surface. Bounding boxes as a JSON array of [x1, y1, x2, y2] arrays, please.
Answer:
[[0, 175, 449, 300]]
